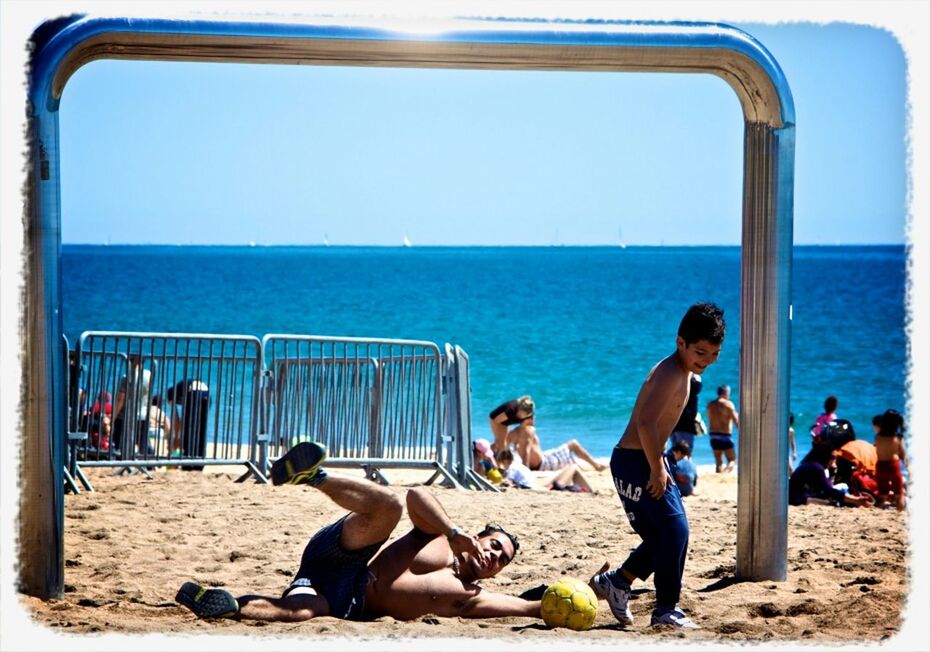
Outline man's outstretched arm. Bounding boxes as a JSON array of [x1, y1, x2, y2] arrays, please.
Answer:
[[405, 487, 486, 561], [454, 589, 541, 619]]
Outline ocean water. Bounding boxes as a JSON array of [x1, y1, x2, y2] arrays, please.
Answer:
[[62, 245, 908, 469]]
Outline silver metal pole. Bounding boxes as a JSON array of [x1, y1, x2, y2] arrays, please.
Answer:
[[21, 101, 66, 599], [737, 122, 795, 580]]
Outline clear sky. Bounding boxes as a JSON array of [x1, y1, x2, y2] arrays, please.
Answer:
[[58, 20, 907, 246]]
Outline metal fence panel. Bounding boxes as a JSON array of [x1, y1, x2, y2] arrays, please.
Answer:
[[262, 335, 452, 479], [72, 332, 263, 475]]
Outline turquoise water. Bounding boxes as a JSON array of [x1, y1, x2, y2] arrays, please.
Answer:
[[62, 245, 907, 468]]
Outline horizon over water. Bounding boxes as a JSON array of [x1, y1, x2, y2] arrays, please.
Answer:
[[62, 244, 908, 470]]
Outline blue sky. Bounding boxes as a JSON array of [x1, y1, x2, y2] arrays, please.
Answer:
[[58, 21, 907, 246]]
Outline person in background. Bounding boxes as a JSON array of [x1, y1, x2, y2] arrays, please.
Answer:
[[472, 438, 497, 476], [167, 378, 210, 470], [508, 413, 607, 472], [811, 395, 839, 438], [788, 443, 874, 508], [665, 442, 698, 497], [874, 409, 908, 511], [495, 449, 593, 493], [488, 396, 535, 456], [87, 390, 113, 451], [668, 374, 703, 452], [113, 354, 153, 455], [150, 395, 178, 456], [705, 384, 739, 473], [788, 413, 798, 474], [835, 438, 878, 498]]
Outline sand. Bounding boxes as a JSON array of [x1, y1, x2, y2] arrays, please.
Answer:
[[22, 463, 910, 646]]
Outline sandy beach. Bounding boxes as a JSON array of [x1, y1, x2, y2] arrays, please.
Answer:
[[22, 463, 909, 646]]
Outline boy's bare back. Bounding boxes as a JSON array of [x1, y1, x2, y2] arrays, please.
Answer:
[[875, 434, 906, 464]]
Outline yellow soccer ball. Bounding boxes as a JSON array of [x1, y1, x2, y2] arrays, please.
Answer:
[[540, 577, 598, 631]]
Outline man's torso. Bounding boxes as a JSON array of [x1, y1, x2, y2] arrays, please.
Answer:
[[364, 531, 476, 620]]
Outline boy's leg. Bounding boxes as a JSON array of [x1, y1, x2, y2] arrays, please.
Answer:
[[652, 509, 690, 610], [593, 448, 657, 625]]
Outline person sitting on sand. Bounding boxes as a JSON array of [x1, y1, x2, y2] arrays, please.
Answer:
[[788, 443, 874, 508], [508, 413, 607, 472], [664, 442, 698, 497], [873, 409, 908, 511], [706, 384, 739, 473], [834, 438, 878, 497], [495, 449, 593, 493], [177, 442, 548, 622], [488, 396, 535, 455], [472, 438, 497, 475]]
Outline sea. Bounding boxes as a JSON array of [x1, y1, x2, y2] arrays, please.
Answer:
[[62, 244, 908, 470]]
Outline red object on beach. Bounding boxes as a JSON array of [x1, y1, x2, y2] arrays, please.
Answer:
[[92, 392, 112, 417]]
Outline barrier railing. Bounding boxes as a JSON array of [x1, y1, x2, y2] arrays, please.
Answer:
[[69, 332, 266, 482], [64, 331, 476, 490], [262, 335, 461, 487], [447, 344, 498, 491]]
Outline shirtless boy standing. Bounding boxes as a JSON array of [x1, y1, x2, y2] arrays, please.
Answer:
[[591, 302, 725, 629], [874, 409, 908, 511]]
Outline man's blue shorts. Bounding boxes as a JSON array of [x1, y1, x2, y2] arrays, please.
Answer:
[[709, 432, 735, 451], [287, 515, 385, 620]]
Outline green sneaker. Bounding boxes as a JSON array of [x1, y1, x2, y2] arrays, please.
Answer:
[[176, 582, 239, 619], [271, 442, 327, 486]]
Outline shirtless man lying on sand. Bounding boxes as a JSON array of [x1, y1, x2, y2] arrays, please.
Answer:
[[177, 442, 544, 622]]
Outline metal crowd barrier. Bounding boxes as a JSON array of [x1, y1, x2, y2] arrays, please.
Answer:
[[262, 335, 461, 487], [446, 344, 498, 491], [68, 332, 266, 482], [65, 331, 479, 490]]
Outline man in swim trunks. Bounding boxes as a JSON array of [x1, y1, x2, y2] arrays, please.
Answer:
[[509, 414, 607, 472], [705, 384, 739, 473], [176, 442, 543, 622], [591, 302, 726, 629]]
